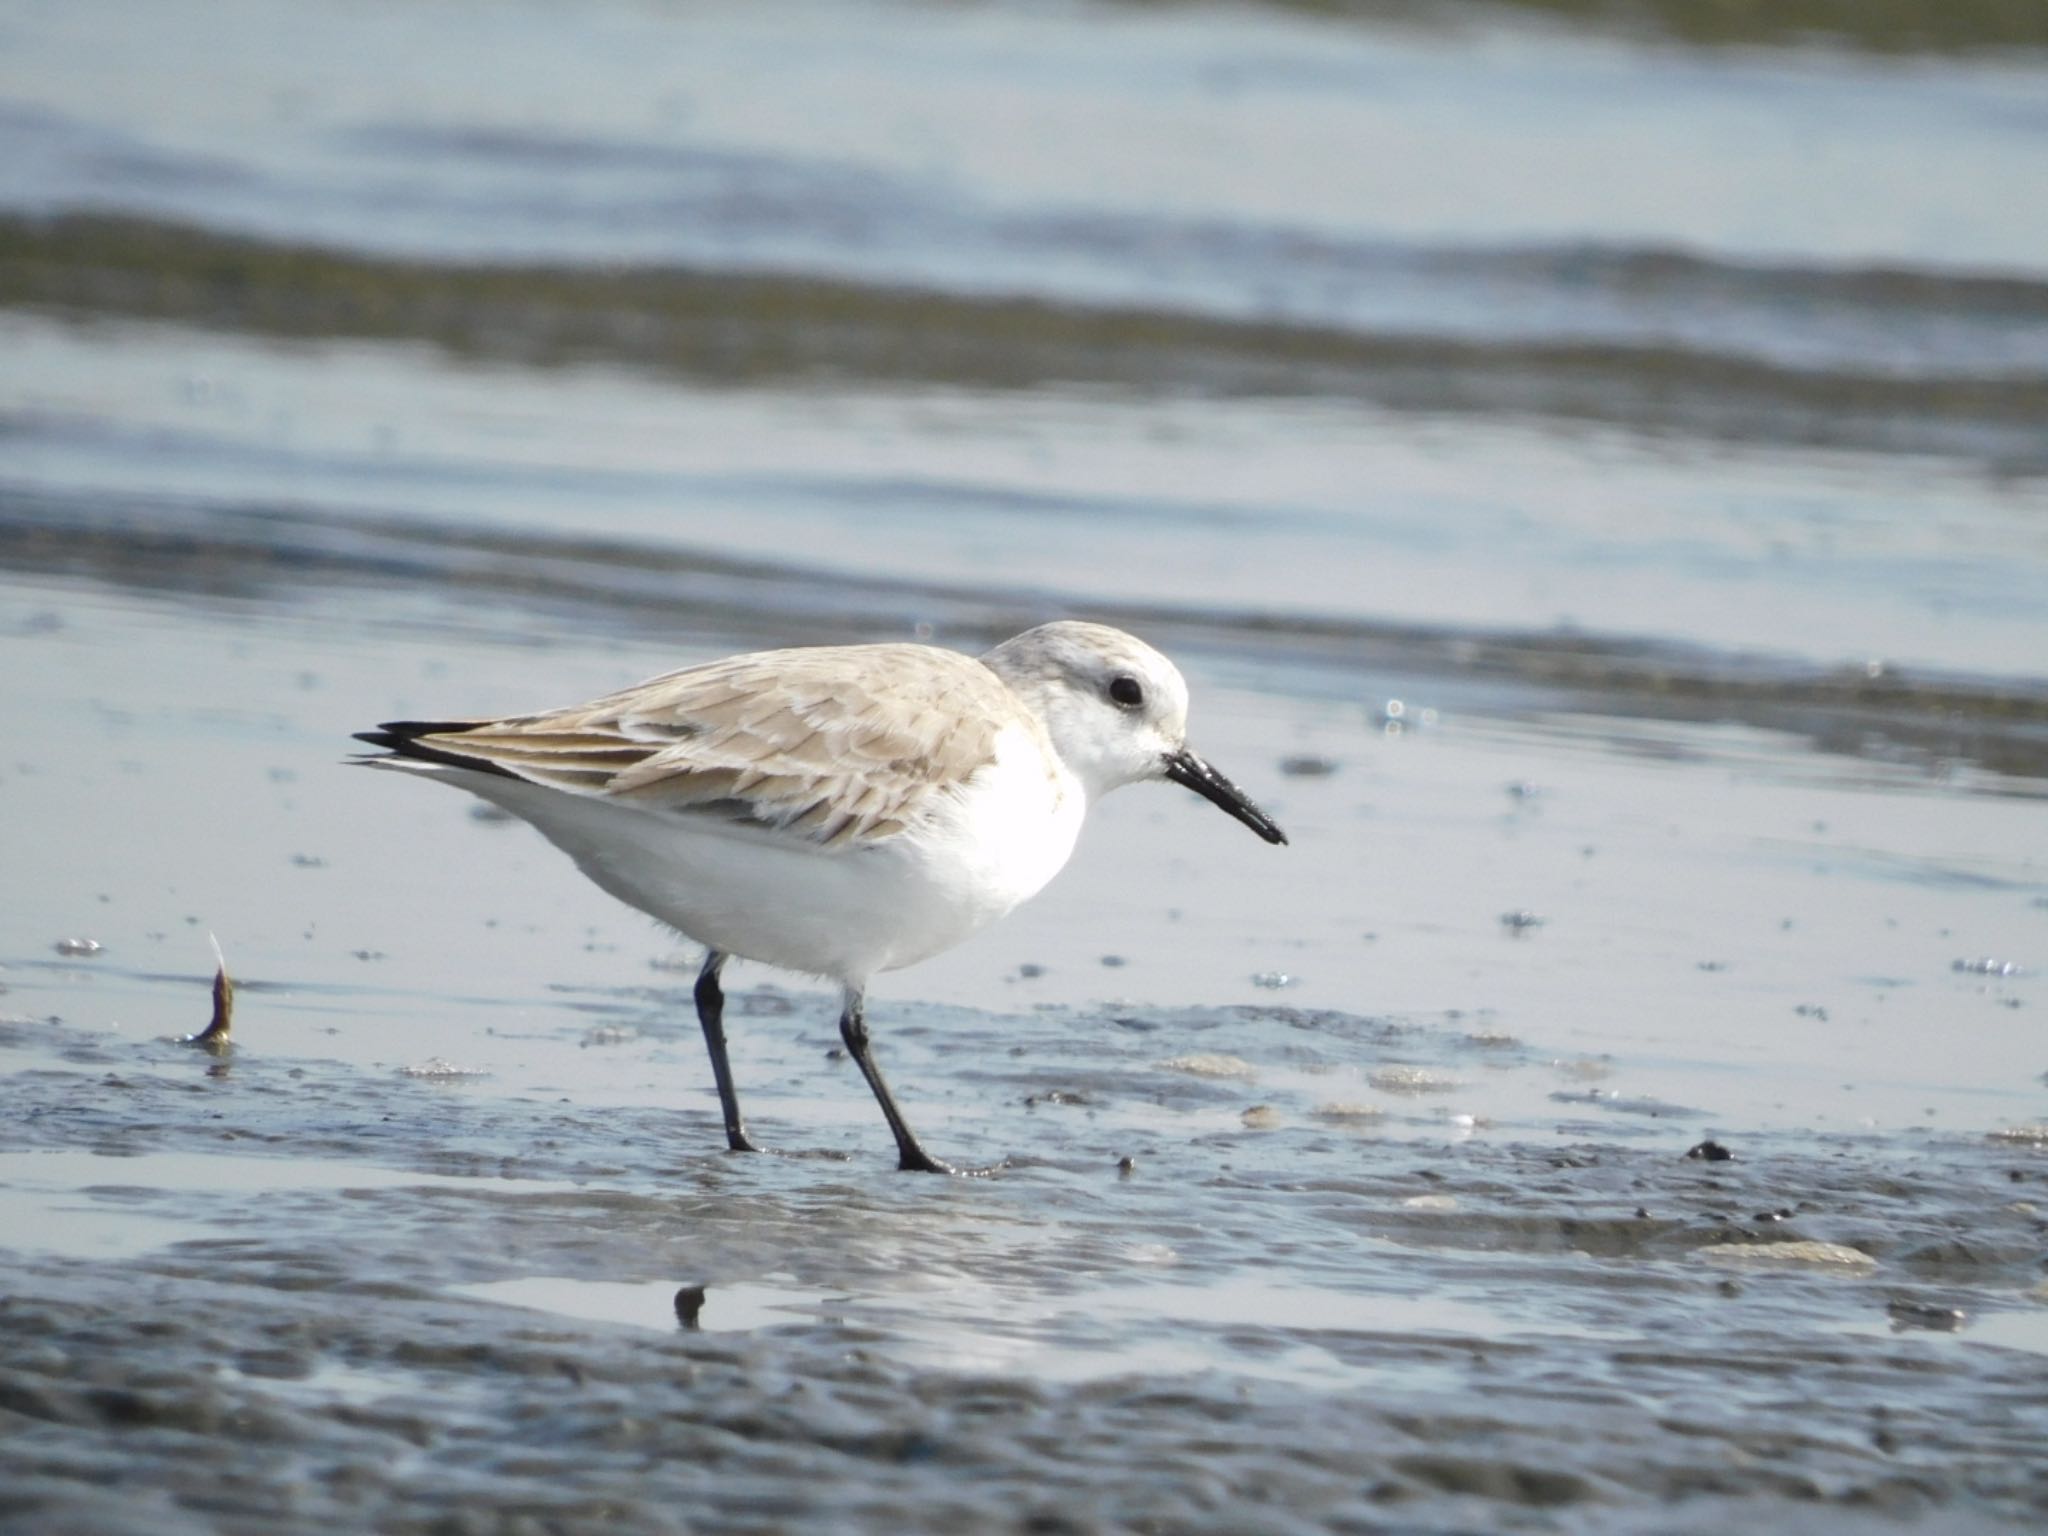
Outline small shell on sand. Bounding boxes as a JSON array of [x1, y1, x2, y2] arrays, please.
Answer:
[[1989, 1124, 2048, 1146], [401, 1058, 490, 1080], [1159, 1053, 1257, 1080], [1697, 1241, 1875, 1269], [1368, 1065, 1460, 1095], [1311, 1101, 1385, 1122]]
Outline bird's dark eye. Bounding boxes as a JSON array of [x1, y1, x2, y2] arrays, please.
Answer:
[[1108, 674, 1144, 708]]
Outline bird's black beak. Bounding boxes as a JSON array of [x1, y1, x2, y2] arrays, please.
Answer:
[[1164, 747, 1288, 846]]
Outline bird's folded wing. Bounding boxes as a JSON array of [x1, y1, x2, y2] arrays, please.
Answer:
[[382, 645, 1016, 848]]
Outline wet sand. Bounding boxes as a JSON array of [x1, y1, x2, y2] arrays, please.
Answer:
[[3, 998, 2046, 1531], [5, 921, 2048, 1531]]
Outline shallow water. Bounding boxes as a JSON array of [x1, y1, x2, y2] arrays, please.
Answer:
[[4, 1, 2047, 1530]]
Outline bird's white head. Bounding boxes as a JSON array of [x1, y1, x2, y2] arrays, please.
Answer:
[[981, 621, 1287, 845]]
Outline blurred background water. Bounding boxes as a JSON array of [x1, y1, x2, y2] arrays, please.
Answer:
[[3, 3, 2046, 1532], [6, 0, 2048, 676]]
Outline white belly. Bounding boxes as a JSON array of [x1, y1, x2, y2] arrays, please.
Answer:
[[413, 723, 1086, 985]]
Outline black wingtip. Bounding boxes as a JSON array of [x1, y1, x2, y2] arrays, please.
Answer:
[[350, 720, 516, 778]]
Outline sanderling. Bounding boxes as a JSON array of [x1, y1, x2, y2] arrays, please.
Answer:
[[354, 620, 1286, 1174]]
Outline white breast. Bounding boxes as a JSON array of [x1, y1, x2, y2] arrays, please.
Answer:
[[876, 721, 1087, 971]]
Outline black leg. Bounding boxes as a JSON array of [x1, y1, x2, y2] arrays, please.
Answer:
[[837, 988, 1001, 1177], [695, 951, 760, 1153]]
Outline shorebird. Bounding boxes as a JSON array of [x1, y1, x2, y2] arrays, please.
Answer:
[[355, 621, 1286, 1173]]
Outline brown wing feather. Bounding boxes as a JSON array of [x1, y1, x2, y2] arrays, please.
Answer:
[[378, 643, 1020, 847]]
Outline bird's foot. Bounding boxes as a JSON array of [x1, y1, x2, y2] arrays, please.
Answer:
[[897, 1146, 1008, 1178]]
